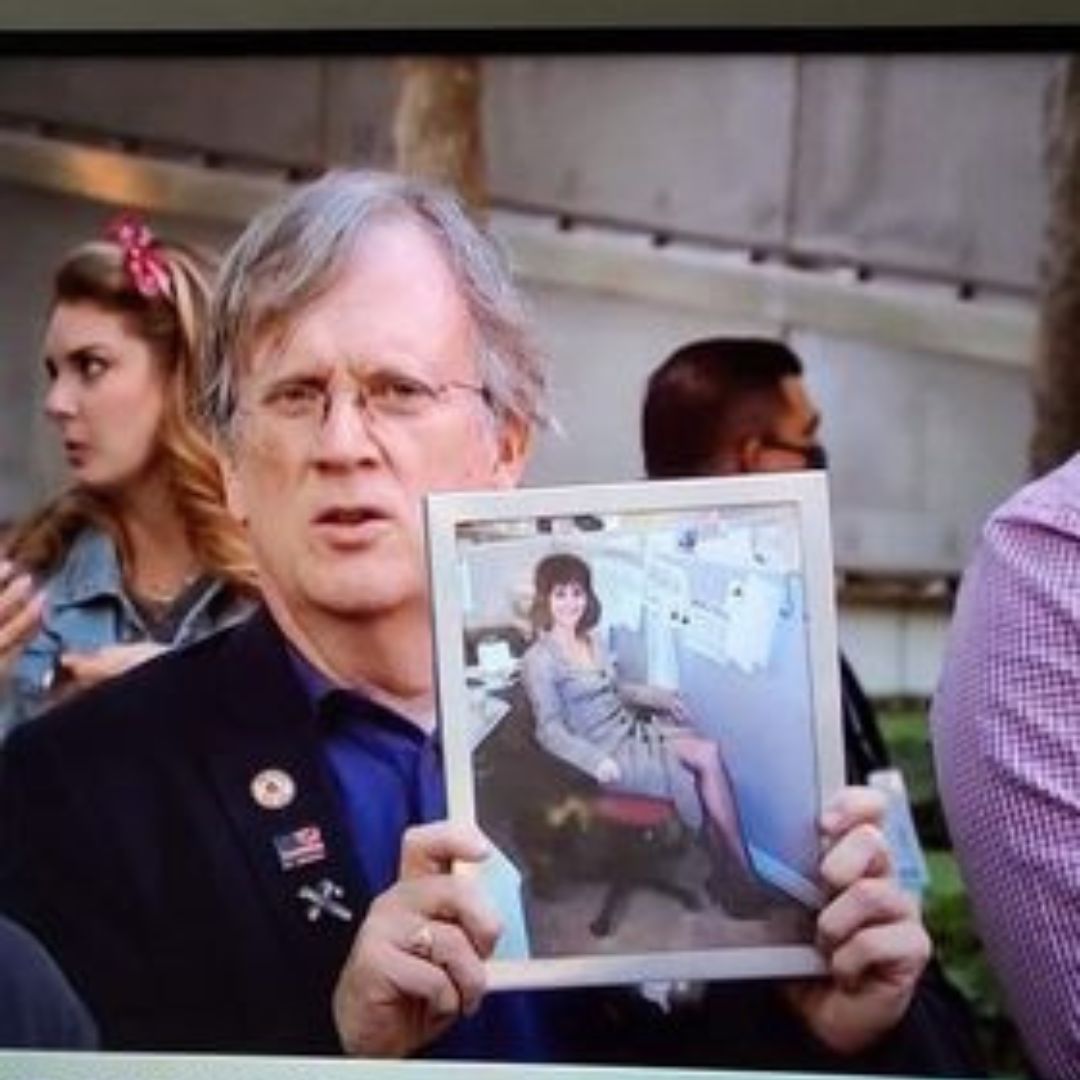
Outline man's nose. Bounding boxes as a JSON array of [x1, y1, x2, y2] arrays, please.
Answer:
[[310, 389, 382, 466]]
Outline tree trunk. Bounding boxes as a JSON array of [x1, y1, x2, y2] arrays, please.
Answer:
[[1031, 57, 1080, 476], [392, 58, 486, 213]]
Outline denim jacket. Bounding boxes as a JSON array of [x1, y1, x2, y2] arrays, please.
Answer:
[[1, 527, 253, 741]]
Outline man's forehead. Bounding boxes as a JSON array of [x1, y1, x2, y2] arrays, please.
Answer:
[[241, 224, 470, 379]]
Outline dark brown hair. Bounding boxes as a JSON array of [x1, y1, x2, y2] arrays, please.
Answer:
[[529, 552, 602, 636], [642, 337, 803, 479]]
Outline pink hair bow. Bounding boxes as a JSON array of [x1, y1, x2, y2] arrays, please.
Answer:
[[105, 212, 172, 300]]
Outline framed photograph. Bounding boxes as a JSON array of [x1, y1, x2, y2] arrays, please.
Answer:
[[426, 472, 844, 991]]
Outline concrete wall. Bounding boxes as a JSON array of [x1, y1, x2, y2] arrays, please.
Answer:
[[0, 53, 1055, 289], [0, 54, 1051, 695], [521, 278, 1031, 576], [485, 54, 1053, 291]]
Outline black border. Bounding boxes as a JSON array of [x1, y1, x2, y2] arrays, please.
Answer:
[[0, 26, 1078, 56]]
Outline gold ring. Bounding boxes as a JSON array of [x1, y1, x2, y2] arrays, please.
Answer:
[[407, 922, 436, 961]]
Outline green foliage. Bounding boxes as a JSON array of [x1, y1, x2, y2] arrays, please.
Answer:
[[880, 707, 954, 847], [879, 709, 936, 805]]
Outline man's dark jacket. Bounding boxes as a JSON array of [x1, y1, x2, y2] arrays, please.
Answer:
[[0, 610, 982, 1071]]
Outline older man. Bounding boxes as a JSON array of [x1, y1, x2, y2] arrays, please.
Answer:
[[1, 172, 954, 1069]]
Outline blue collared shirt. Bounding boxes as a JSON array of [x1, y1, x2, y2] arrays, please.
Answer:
[[289, 648, 555, 1061]]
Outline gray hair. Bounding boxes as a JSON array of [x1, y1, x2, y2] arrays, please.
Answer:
[[203, 169, 547, 440]]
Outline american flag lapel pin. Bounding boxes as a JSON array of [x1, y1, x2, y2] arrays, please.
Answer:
[[274, 824, 327, 871]]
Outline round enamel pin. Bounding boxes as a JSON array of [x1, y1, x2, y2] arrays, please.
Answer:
[[250, 768, 296, 810]]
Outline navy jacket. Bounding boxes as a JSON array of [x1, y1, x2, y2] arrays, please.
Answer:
[[0, 609, 982, 1071], [0, 609, 358, 1052]]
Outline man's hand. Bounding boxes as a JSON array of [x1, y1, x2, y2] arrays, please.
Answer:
[[0, 561, 45, 681], [782, 786, 931, 1057], [58, 642, 167, 694], [332, 821, 502, 1058]]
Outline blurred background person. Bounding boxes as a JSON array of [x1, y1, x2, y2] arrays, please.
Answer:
[[640, 335, 984, 1069], [641, 336, 890, 783], [0, 215, 256, 739], [932, 454, 1080, 1079]]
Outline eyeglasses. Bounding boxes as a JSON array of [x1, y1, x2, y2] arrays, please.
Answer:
[[245, 368, 491, 431], [759, 436, 828, 471]]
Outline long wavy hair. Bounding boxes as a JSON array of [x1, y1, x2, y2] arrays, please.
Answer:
[[5, 227, 257, 593]]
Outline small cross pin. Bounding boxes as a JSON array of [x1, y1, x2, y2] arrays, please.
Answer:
[[297, 879, 353, 923]]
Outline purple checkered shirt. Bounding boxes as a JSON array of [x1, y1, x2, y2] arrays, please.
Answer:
[[932, 454, 1080, 1079]]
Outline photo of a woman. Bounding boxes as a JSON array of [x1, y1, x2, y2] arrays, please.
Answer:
[[521, 551, 769, 917]]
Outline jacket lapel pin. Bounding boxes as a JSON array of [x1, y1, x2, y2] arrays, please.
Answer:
[[298, 879, 353, 923], [274, 824, 327, 871], [250, 767, 296, 810]]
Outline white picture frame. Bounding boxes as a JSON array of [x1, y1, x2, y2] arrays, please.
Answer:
[[426, 472, 844, 991]]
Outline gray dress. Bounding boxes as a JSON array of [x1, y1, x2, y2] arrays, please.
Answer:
[[520, 632, 703, 830]]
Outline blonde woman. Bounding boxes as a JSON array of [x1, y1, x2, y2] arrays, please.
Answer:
[[0, 216, 256, 737]]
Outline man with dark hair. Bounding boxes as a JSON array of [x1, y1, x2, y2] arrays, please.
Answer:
[[643, 337, 886, 779], [643, 337, 826, 479], [640, 335, 982, 1071]]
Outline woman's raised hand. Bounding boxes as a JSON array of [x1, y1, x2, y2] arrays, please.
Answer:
[[0, 560, 46, 682]]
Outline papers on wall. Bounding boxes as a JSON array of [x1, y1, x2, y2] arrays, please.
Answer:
[[676, 573, 783, 673], [633, 540, 786, 674], [593, 553, 645, 632], [645, 609, 681, 689], [683, 602, 730, 666], [695, 528, 756, 570], [643, 554, 692, 627], [721, 573, 784, 674], [692, 516, 801, 575], [753, 522, 801, 574]]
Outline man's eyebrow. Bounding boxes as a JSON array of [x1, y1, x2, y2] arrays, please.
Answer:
[[256, 351, 333, 380], [252, 370, 326, 400]]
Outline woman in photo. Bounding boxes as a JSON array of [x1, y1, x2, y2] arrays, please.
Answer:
[[0, 215, 256, 738], [520, 551, 767, 914]]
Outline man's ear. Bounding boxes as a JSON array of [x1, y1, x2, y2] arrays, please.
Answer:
[[491, 415, 532, 489], [736, 436, 762, 475]]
